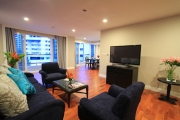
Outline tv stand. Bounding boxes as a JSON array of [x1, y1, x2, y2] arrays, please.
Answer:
[[106, 65, 138, 88]]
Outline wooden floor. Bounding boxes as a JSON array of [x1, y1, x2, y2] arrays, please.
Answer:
[[34, 66, 180, 120]]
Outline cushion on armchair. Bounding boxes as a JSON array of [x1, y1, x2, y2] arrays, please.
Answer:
[[42, 62, 61, 74], [45, 73, 66, 82]]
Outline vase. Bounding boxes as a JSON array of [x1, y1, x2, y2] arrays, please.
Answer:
[[68, 78, 73, 82], [166, 70, 175, 82]]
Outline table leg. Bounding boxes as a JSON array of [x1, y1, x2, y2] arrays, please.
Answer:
[[52, 83, 54, 94], [86, 86, 88, 98], [158, 84, 177, 104], [166, 84, 171, 99], [68, 93, 71, 108]]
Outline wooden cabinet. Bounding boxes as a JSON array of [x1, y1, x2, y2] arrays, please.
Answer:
[[106, 65, 138, 88]]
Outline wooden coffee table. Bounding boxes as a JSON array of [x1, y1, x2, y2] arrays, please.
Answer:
[[52, 79, 88, 107]]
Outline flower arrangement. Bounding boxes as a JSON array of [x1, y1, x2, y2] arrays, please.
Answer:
[[160, 57, 180, 81], [4, 52, 25, 68], [66, 70, 73, 81]]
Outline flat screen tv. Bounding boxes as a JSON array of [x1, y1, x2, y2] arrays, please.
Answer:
[[110, 45, 141, 66]]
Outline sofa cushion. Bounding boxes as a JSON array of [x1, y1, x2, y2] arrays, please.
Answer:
[[27, 91, 55, 109], [7, 74, 36, 95], [90, 92, 116, 111], [8, 67, 28, 79], [28, 77, 38, 84], [0, 74, 29, 117], [32, 83, 47, 93], [0, 66, 11, 74], [46, 73, 66, 82], [0, 64, 11, 69]]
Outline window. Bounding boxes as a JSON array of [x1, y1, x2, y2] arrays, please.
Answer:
[[14, 33, 57, 71]]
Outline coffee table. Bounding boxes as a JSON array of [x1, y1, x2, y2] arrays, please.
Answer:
[[52, 79, 88, 107]]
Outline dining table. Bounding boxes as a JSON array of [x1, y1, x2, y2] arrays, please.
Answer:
[[88, 58, 99, 69]]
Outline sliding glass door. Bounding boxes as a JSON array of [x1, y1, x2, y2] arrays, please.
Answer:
[[75, 42, 95, 65]]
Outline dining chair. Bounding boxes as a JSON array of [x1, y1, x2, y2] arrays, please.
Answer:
[[85, 57, 90, 67]]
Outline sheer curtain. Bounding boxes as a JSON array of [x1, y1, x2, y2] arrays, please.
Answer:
[[55, 36, 66, 68]]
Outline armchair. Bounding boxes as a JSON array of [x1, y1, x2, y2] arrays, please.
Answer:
[[78, 82, 145, 120], [39, 62, 67, 88]]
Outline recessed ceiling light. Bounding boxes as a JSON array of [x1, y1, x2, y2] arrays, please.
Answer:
[[83, 9, 87, 12], [84, 38, 86, 40], [72, 29, 75, 32], [103, 19, 107, 23], [24, 17, 29, 21]]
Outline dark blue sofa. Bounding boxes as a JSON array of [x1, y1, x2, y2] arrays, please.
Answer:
[[1, 73, 65, 120], [78, 82, 145, 120]]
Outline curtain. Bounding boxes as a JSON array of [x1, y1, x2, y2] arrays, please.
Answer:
[[5, 27, 18, 68], [55, 36, 66, 68], [5, 27, 16, 53]]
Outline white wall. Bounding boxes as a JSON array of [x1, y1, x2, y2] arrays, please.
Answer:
[[100, 15, 180, 96], [67, 36, 75, 69]]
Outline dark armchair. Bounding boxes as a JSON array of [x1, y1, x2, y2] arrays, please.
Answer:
[[78, 82, 145, 120], [39, 62, 67, 88]]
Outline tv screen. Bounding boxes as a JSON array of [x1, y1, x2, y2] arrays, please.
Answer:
[[110, 45, 141, 65]]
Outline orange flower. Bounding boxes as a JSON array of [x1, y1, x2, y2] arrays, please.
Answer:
[[4, 52, 25, 68], [69, 73, 73, 79], [66, 70, 73, 80]]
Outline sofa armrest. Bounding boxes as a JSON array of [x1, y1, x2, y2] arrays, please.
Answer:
[[108, 84, 124, 98], [39, 70, 47, 78], [7, 99, 65, 120], [59, 68, 67, 74], [78, 98, 120, 120], [24, 72, 34, 78]]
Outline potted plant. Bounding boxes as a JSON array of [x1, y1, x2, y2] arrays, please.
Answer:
[[4, 52, 25, 68], [160, 57, 180, 82]]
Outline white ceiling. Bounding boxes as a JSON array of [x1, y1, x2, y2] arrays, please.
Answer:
[[0, 0, 180, 41]]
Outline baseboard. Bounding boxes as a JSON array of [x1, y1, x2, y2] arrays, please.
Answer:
[[98, 74, 180, 98], [145, 85, 180, 98], [67, 67, 75, 69], [99, 74, 106, 78]]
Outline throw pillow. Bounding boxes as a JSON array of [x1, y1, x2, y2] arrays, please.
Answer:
[[7, 73, 36, 95], [0, 66, 11, 74], [0, 64, 11, 69], [0, 74, 29, 117], [8, 67, 28, 79]]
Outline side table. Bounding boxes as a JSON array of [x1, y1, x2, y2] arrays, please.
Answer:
[[157, 77, 180, 104]]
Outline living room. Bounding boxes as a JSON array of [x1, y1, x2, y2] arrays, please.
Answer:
[[0, 1, 180, 120]]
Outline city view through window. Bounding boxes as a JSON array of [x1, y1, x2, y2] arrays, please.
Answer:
[[15, 34, 57, 71]]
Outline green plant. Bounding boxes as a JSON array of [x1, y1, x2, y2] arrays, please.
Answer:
[[4, 52, 25, 68]]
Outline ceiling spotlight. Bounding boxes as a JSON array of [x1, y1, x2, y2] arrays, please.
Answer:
[[24, 17, 29, 21], [84, 38, 86, 40], [103, 19, 107, 23], [72, 29, 75, 32]]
